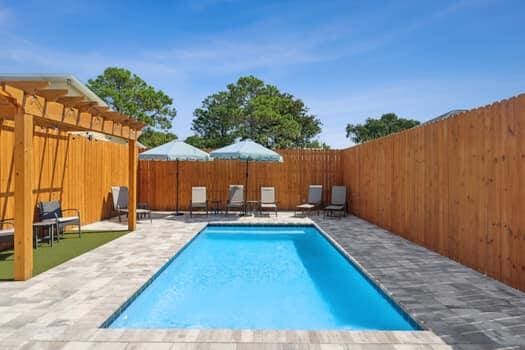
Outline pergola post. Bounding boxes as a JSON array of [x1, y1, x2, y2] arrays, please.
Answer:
[[14, 108, 33, 280], [128, 139, 137, 231]]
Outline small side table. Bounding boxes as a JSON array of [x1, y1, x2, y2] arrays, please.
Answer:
[[33, 221, 56, 248], [211, 200, 221, 215], [246, 200, 260, 216]]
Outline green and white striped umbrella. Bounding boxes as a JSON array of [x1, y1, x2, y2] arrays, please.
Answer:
[[139, 141, 211, 215], [210, 140, 283, 207]]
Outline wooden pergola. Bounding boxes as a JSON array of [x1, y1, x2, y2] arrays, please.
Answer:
[[0, 80, 145, 281]]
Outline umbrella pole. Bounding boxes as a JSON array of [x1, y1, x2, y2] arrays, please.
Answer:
[[245, 160, 249, 215], [174, 159, 184, 216]]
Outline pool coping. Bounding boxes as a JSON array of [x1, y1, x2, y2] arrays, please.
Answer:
[[102, 222, 423, 331]]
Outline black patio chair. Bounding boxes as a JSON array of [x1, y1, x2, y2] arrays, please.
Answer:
[[38, 201, 81, 238], [0, 219, 14, 248]]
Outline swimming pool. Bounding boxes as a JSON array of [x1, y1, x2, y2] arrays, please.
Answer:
[[106, 224, 419, 330]]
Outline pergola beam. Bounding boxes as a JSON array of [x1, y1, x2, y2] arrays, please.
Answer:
[[56, 96, 85, 107], [91, 106, 109, 113], [0, 90, 19, 118], [0, 106, 16, 118], [2, 81, 49, 94], [2, 84, 141, 140], [35, 89, 68, 102], [73, 101, 98, 112], [127, 119, 146, 129], [103, 111, 128, 123]]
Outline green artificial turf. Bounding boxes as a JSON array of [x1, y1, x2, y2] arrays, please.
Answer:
[[0, 230, 128, 281]]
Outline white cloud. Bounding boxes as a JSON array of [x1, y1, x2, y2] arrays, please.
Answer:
[[0, 0, 472, 79], [0, 0, 520, 149]]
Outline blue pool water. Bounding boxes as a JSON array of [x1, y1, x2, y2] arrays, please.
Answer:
[[107, 225, 419, 330]]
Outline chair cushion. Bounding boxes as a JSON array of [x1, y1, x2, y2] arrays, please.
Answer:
[[325, 205, 344, 210], [112, 186, 129, 211], [192, 187, 207, 204], [191, 202, 207, 208], [118, 208, 150, 214], [229, 185, 244, 204], [58, 216, 80, 223], [227, 202, 244, 207], [261, 203, 277, 208], [0, 229, 14, 237], [39, 201, 62, 220], [297, 203, 315, 209]]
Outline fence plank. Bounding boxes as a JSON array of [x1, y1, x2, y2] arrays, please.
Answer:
[[138, 149, 343, 211]]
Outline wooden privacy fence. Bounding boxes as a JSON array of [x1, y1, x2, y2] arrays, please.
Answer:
[[138, 149, 342, 211], [2, 86, 521, 290], [0, 121, 129, 225], [342, 94, 525, 292]]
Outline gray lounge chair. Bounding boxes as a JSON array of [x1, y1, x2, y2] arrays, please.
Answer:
[[225, 185, 244, 215], [296, 185, 323, 216], [323, 186, 347, 218], [0, 219, 14, 248], [111, 186, 152, 223], [259, 187, 278, 217], [189, 187, 208, 217], [38, 200, 81, 238]]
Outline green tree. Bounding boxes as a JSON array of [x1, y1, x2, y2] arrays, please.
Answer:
[[139, 129, 177, 147], [87, 67, 177, 147], [346, 113, 420, 143], [187, 76, 322, 149]]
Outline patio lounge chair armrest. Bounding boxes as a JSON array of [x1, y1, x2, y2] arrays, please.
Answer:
[[62, 208, 81, 217], [116, 204, 127, 212]]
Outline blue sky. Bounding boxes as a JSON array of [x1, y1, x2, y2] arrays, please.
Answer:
[[1, 0, 524, 148]]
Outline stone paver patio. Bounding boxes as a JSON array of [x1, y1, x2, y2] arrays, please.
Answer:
[[312, 216, 525, 350], [0, 212, 523, 349]]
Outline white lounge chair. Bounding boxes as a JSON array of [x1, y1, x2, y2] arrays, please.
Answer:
[[259, 187, 278, 217], [323, 186, 347, 218], [296, 185, 323, 216], [189, 187, 208, 217], [111, 186, 152, 223], [225, 185, 244, 215]]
